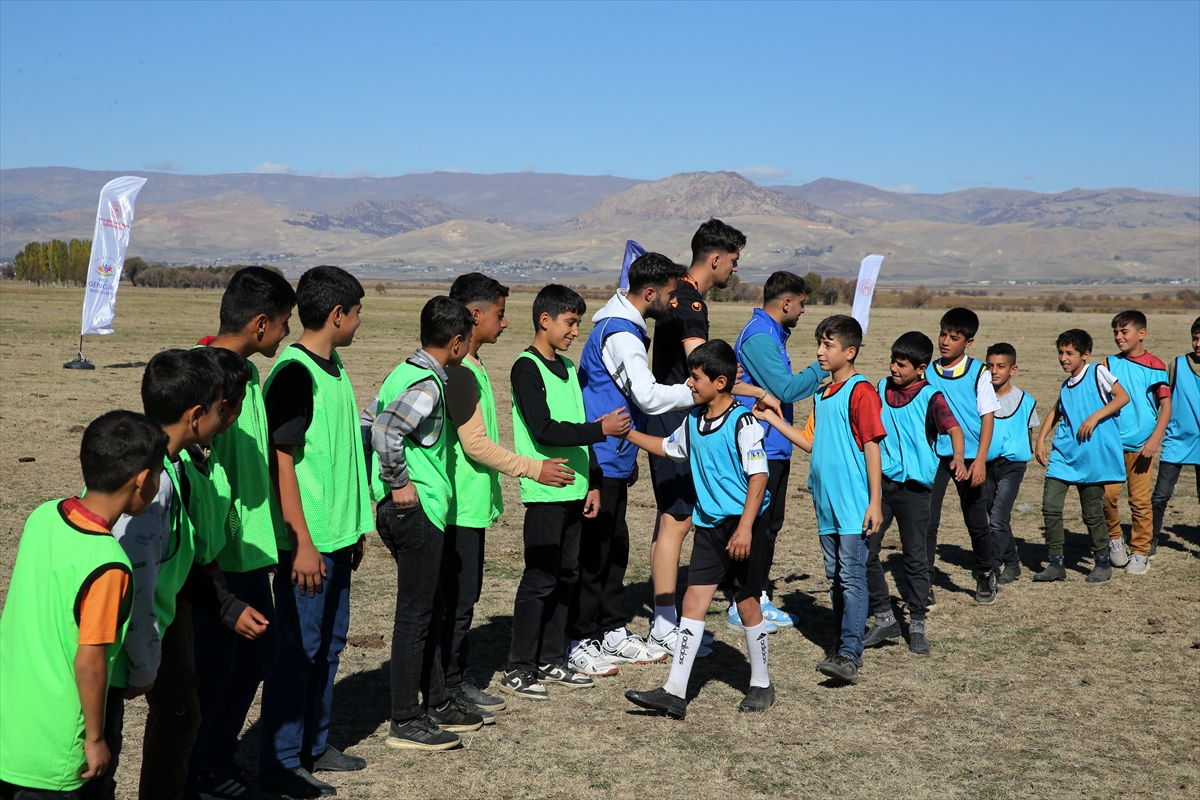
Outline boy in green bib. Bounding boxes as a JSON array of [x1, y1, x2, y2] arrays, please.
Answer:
[[363, 296, 480, 751], [0, 411, 166, 797], [261, 266, 373, 797], [442, 274, 577, 719], [502, 285, 631, 701], [188, 267, 301, 799]]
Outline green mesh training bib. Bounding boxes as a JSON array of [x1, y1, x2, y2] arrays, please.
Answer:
[[368, 359, 451, 530], [511, 351, 589, 503], [0, 501, 132, 791], [264, 346, 372, 552], [180, 447, 233, 566], [448, 357, 504, 528]]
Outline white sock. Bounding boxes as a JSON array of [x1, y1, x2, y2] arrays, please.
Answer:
[[653, 605, 678, 638], [760, 591, 771, 605], [603, 628, 628, 649], [744, 621, 771, 688], [663, 617, 706, 698]]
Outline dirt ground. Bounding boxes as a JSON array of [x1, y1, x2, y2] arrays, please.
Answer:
[[1, 283, 1197, 800]]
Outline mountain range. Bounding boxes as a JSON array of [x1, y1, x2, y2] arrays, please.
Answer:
[[1, 167, 1196, 282]]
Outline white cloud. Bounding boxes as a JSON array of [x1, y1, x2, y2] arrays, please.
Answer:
[[522, 164, 539, 173], [881, 183, 921, 194], [309, 167, 380, 179], [736, 166, 793, 183], [1139, 186, 1199, 197], [250, 162, 298, 175]]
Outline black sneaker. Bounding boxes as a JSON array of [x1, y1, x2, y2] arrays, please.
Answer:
[[385, 716, 462, 751], [537, 663, 594, 689], [258, 766, 336, 798], [997, 562, 1022, 585], [453, 691, 495, 725], [305, 745, 365, 773], [1086, 562, 1112, 583], [428, 699, 484, 732], [816, 654, 859, 685], [1033, 562, 1066, 582], [908, 631, 931, 655], [499, 669, 549, 700], [463, 679, 506, 712], [737, 684, 776, 713], [926, 588, 937, 611], [1148, 537, 1159, 557], [625, 686, 688, 719], [974, 573, 998, 605], [196, 768, 257, 799], [863, 618, 901, 648]]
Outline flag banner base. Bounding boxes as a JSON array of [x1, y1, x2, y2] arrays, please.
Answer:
[[63, 356, 96, 370]]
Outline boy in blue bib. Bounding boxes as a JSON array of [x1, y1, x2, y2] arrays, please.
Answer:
[[1150, 317, 1200, 553], [622, 341, 776, 718], [1034, 329, 1130, 583]]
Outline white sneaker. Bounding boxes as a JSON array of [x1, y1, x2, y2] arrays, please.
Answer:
[[1125, 553, 1150, 575], [601, 631, 665, 664], [1108, 538, 1129, 567], [647, 627, 712, 660], [567, 640, 618, 676]]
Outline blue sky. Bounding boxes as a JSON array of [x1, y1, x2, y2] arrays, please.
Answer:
[[1, 0, 1197, 195]]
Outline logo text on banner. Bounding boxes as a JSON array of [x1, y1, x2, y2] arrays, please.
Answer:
[[80, 176, 147, 336]]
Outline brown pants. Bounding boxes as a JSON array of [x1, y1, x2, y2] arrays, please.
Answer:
[[1104, 451, 1156, 555], [139, 599, 200, 800]]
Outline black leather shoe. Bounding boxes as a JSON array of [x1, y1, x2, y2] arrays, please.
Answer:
[[305, 745, 365, 773], [259, 767, 336, 798], [863, 619, 901, 647], [625, 687, 687, 719]]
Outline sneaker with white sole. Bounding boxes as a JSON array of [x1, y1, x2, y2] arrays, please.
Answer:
[[1108, 538, 1129, 567], [726, 605, 778, 633], [601, 632, 665, 664], [568, 640, 619, 676], [499, 669, 548, 700], [760, 599, 796, 628], [537, 663, 595, 688], [647, 627, 712, 660], [1125, 553, 1150, 574]]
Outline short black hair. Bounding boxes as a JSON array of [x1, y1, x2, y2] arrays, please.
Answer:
[[450, 272, 509, 307], [763, 271, 810, 304], [1056, 328, 1093, 354], [1111, 309, 1147, 330], [690, 218, 746, 265], [816, 314, 863, 360], [686, 339, 737, 389], [891, 331, 933, 367], [295, 265, 364, 330], [627, 253, 688, 294], [940, 307, 980, 340], [987, 342, 1018, 363], [1192, 316, 1200, 336], [210, 347, 252, 404], [532, 284, 586, 329], [80, 410, 169, 493], [217, 266, 296, 334], [141, 348, 223, 425], [420, 296, 474, 348]]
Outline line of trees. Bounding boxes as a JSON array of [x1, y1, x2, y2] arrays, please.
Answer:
[[705, 271, 861, 305]]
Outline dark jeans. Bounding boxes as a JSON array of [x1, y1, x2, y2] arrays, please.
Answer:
[[866, 478, 932, 617], [79, 688, 124, 800], [762, 459, 790, 587], [1152, 461, 1200, 537], [928, 456, 993, 581], [189, 567, 277, 785], [1, 784, 79, 800], [440, 524, 484, 697], [140, 599, 200, 800], [568, 476, 630, 642], [985, 458, 1028, 573], [376, 501, 447, 723], [508, 500, 584, 673], [258, 546, 352, 772]]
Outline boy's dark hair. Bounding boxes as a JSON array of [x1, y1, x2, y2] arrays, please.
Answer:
[[1056, 329, 1093, 354], [816, 314, 863, 360], [891, 331, 933, 367], [141, 348, 224, 424], [940, 307, 980, 340], [295, 265, 364, 330], [1192, 316, 1200, 336], [627, 253, 688, 294], [210, 346, 252, 404], [1111, 309, 1147, 330], [217, 266, 296, 334], [420, 296, 474, 348], [532, 284, 586, 329], [686, 339, 738, 388], [449, 272, 509, 307], [987, 342, 1018, 363], [81, 410, 170, 493], [763, 271, 810, 303], [690, 218, 746, 265]]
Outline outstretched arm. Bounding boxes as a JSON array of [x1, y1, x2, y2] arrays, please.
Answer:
[[624, 429, 671, 459], [753, 406, 812, 453]]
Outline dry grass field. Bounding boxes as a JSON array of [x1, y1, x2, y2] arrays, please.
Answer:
[[1, 283, 1197, 800]]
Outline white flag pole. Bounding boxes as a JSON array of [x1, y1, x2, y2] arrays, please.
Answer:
[[851, 254, 884, 334], [66, 176, 148, 370]]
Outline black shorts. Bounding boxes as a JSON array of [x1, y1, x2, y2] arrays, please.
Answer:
[[646, 409, 696, 517], [686, 513, 772, 602]]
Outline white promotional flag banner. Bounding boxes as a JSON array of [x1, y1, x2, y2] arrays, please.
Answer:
[[851, 254, 884, 333], [80, 176, 148, 335]]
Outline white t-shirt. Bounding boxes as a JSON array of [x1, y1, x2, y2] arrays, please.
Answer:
[[1067, 363, 1118, 394], [662, 406, 768, 477]]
